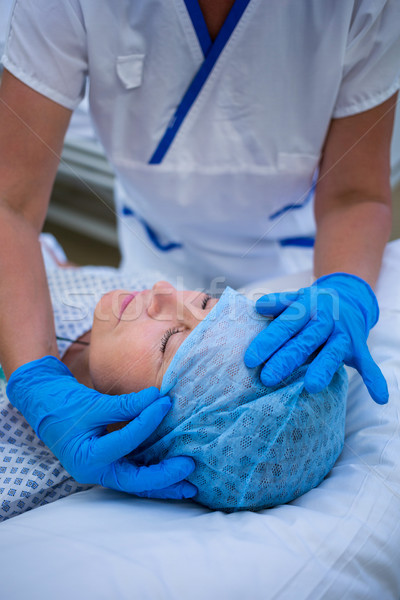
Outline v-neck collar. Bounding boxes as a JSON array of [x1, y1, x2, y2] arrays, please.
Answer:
[[183, 0, 213, 57], [183, 0, 251, 58], [150, 0, 252, 164]]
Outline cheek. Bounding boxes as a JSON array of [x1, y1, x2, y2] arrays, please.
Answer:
[[89, 329, 161, 394], [89, 340, 121, 394], [89, 317, 124, 392]]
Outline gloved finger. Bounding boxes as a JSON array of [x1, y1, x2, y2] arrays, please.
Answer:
[[245, 300, 311, 368], [260, 317, 334, 387], [354, 346, 389, 405], [255, 291, 299, 317], [101, 456, 196, 493], [94, 386, 161, 425], [93, 397, 172, 464], [303, 334, 346, 393], [134, 481, 198, 500]]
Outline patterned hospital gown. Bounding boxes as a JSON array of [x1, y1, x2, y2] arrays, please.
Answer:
[[0, 249, 165, 521]]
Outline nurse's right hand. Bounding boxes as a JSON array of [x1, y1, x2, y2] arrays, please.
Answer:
[[6, 355, 197, 499]]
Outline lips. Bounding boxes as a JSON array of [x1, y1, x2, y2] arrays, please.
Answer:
[[119, 292, 138, 319]]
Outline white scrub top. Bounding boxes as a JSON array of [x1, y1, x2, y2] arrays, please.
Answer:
[[0, 0, 13, 57], [2, 0, 400, 289]]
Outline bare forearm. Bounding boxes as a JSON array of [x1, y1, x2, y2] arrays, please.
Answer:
[[0, 204, 59, 378], [0, 72, 73, 377], [313, 195, 392, 289]]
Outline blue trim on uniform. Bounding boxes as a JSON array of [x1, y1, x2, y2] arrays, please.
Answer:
[[142, 223, 183, 252], [269, 169, 318, 220], [149, 0, 251, 164], [269, 202, 309, 220], [184, 0, 212, 57], [279, 237, 315, 248], [122, 206, 135, 216], [121, 205, 183, 252]]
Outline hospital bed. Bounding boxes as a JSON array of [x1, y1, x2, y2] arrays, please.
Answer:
[[1, 240, 400, 600]]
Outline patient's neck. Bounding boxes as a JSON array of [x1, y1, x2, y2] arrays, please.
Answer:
[[61, 330, 93, 388]]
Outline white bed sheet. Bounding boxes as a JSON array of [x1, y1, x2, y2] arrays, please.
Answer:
[[1, 240, 400, 600]]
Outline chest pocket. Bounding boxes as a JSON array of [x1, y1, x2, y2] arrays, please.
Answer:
[[116, 54, 145, 89]]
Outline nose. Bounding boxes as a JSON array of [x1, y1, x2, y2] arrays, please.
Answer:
[[147, 281, 177, 319]]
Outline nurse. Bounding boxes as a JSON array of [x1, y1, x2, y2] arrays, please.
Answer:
[[0, 1, 399, 497]]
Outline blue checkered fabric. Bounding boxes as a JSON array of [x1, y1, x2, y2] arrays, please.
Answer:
[[0, 375, 92, 520]]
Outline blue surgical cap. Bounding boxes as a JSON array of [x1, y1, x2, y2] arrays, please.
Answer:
[[134, 287, 348, 512]]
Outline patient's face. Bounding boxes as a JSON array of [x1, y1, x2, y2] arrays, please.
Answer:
[[89, 281, 218, 394]]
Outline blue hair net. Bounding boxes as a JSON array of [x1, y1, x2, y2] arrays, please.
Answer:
[[133, 287, 348, 512]]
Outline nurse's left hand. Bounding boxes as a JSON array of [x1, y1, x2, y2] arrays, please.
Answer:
[[244, 272, 388, 405]]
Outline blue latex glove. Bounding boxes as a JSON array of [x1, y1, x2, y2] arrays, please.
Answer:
[[6, 356, 197, 499], [244, 272, 388, 405]]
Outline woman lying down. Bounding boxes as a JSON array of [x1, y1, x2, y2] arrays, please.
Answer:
[[1, 263, 348, 518]]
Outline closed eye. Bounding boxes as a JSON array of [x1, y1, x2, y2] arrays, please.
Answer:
[[202, 294, 212, 309], [160, 294, 212, 354], [160, 327, 180, 354]]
